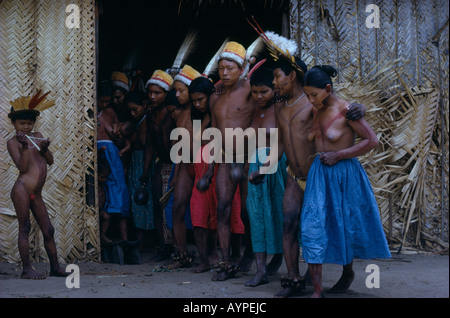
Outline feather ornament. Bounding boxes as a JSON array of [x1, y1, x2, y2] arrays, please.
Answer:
[[241, 36, 266, 79], [172, 29, 199, 70], [10, 90, 55, 112], [203, 38, 229, 77], [247, 16, 304, 77]]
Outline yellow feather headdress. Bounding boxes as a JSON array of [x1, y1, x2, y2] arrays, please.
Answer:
[[9, 90, 55, 114]]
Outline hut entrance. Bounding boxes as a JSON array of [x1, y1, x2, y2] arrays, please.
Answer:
[[95, 0, 288, 250], [97, 0, 288, 84]]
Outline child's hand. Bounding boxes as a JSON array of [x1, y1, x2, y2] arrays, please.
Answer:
[[38, 138, 50, 152], [16, 132, 28, 146]]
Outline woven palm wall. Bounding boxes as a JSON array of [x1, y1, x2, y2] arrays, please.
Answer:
[[0, 0, 98, 263], [289, 0, 449, 252]]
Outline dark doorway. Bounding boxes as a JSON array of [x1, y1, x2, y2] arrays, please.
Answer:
[[97, 0, 288, 84]]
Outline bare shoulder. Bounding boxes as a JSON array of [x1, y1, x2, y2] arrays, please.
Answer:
[[210, 92, 219, 108], [6, 137, 19, 155], [103, 107, 117, 116], [7, 136, 17, 147], [242, 78, 251, 89], [273, 101, 283, 114], [338, 99, 351, 112]]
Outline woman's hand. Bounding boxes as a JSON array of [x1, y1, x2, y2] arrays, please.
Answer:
[[319, 151, 341, 165]]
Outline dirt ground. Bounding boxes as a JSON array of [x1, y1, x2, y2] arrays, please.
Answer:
[[0, 246, 448, 300]]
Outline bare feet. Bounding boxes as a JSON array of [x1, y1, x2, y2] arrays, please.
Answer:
[[50, 267, 69, 277], [274, 286, 301, 298], [211, 263, 239, 281], [244, 272, 268, 287], [211, 270, 235, 281], [310, 291, 325, 298], [274, 275, 306, 298], [167, 251, 195, 269], [21, 268, 46, 280], [327, 269, 355, 293], [191, 262, 210, 273]]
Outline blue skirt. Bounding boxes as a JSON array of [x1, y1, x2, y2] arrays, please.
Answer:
[[97, 140, 130, 217], [301, 156, 391, 265]]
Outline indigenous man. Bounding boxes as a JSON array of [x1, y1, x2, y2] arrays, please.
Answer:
[[170, 65, 202, 268], [207, 41, 257, 281], [111, 71, 133, 123], [141, 70, 177, 260]]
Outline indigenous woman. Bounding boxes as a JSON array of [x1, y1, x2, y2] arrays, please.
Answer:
[[302, 65, 391, 298]]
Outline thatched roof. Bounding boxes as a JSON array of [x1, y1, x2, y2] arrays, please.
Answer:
[[177, 0, 289, 14]]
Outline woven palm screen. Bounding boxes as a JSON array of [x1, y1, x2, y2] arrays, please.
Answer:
[[0, 0, 98, 263], [289, 0, 449, 253]]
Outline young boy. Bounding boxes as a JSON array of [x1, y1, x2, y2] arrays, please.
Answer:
[[7, 91, 67, 279]]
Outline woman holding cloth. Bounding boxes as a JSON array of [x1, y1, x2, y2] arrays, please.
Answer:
[[301, 65, 391, 298]]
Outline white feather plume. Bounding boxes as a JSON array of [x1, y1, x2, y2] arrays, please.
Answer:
[[172, 29, 198, 69], [265, 31, 298, 56], [241, 36, 266, 79], [245, 36, 265, 60], [203, 38, 229, 77]]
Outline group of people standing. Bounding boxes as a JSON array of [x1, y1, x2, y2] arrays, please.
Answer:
[[94, 29, 391, 298]]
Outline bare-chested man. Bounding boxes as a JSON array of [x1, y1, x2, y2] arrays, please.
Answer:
[[207, 41, 257, 280], [169, 65, 202, 268], [141, 70, 176, 260]]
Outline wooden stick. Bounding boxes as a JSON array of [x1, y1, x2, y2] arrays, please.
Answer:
[[26, 134, 40, 151]]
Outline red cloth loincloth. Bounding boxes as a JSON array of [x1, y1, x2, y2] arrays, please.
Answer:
[[190, 145, 244, 234]]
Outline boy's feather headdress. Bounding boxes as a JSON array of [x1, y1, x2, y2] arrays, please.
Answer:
[[9, 90, 55, 113]]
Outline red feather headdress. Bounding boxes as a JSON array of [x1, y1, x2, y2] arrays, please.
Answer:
[[9, 90, 55, 114]]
